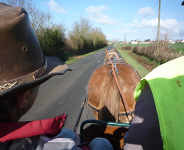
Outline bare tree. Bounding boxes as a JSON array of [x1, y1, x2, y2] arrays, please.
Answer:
[[3, 0, 51, 34], [29, 7, 51, 33], [68, 18, 107, 51]]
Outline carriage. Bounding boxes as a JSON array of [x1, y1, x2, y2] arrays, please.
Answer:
[[75, 47, 140, 150]]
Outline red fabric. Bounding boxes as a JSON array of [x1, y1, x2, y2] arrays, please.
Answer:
[[0, 113, 66, 143], [81, 145, 90, 150]]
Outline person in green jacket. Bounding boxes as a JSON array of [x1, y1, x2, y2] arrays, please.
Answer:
[[124, 2, 184, 150], [125, 56, 184, 150], [124, 55, 184, 150]]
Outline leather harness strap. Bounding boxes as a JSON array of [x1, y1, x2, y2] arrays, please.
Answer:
[[118, 111, 134, 116], [88, 49, 134, 123], [105, 49, 131, 122]]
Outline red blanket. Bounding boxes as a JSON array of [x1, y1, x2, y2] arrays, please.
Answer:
[[0, 114, 66, 142]]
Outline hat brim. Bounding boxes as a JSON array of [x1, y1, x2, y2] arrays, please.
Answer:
[[0, 62, 71, 98]]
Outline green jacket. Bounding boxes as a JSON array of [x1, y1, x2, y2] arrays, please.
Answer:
[[134, 56, 184, 150]]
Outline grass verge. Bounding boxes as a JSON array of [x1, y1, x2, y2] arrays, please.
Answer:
[[128, 52, 160, 70], [116, 45, 149, 77], [65, 48, 104, 64], [119, 43, 152, 48]]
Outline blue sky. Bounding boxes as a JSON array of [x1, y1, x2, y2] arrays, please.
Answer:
[[34, 0, 183, 41]]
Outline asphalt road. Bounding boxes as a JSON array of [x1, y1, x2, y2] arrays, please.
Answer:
[[21, 50, 105, 131]]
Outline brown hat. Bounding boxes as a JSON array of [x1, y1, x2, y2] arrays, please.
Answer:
[[0, 3, 69, 97]]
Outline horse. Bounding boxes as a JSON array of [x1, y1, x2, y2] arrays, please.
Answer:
[[104, 50, 120, 64], [81, 49, 140, 149], [87, 50, 140, 123]]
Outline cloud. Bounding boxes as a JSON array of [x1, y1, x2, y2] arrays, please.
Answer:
[[133, 18, 179, 32], [138, 7, 154, 17], [48, 0, 66, 14], [86, 5, 107, 13], [86, 5, 115, 25], [131, 18, 182, 39]]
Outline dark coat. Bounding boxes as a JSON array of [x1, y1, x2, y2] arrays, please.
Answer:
[[124, 85, 163, 150]]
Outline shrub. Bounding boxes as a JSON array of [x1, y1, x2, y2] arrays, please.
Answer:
[[37, 25, 66, 59], [121, 46, 132, 50], [68, 19, 107, 54], [132, 41, 183, 63]]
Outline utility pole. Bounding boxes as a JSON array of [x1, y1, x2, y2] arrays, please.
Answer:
[[157, 0, 161, 42], [124, 34, 127, 44]]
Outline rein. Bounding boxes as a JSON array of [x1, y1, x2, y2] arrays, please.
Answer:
[[73, 97, 88, 132], [105, 49, 132, 123]]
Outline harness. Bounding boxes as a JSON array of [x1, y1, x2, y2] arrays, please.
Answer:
[[74, 49, 136, 148], [89, 49, 135, 123], [105, 49, 134, 123], [74, 48, 135, 133]]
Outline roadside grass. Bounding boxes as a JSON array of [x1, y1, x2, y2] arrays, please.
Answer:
[[129, 51, 160, 69], [119, 43, 152, 48], [116, 45, 149, 77], [138, 54, 160, 66], [65, 48, 104, 64]]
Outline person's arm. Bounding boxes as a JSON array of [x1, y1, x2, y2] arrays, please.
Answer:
[[124, 85, 163, 150]]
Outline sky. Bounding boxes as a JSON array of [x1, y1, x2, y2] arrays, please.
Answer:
[[33, 0, 184, 41]]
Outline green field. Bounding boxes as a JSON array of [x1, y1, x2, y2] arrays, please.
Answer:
[[169, 43, 184, 53], [120, 42, 184, 53], [119, 43, 184, 53]]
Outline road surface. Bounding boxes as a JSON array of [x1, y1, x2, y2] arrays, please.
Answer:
[[21, 50, 105, 131]]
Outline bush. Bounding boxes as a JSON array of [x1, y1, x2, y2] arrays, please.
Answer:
[[36, 19, 107, 60], [37, 25, 66, 59], [68, 19, 107, 54], [121, 46, 132, 50], [132, 41, 183, 63]]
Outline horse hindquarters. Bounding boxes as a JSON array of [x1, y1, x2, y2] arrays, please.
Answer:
[[88, 64, 140, 123], [88, 65, 121, 122]]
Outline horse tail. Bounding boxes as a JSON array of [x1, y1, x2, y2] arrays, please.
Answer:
[[99, 73, 121, 122]]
